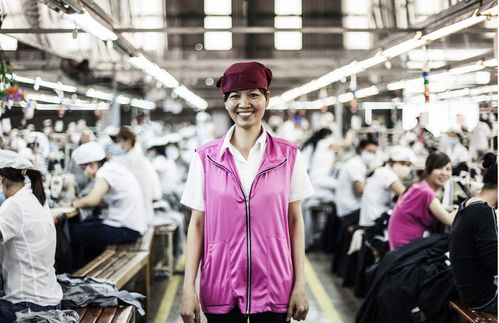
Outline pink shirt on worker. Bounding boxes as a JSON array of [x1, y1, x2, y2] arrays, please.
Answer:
[[388, 180, 437, 250]]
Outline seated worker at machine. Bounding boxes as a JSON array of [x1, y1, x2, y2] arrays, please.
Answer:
[[0, 150, 62, 322], [70, 142, 147, 269]]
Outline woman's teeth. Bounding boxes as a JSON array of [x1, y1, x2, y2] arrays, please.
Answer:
[[238, 111, 253, 117]]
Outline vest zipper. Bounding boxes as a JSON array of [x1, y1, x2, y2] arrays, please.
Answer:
[[207, 155, 287, 315]]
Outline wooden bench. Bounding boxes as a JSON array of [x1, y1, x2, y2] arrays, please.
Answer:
[[107, 228, 155, 253], [76, 305, 135, 323], [74, 229, 154, 322], [449, 300, 498, 323]]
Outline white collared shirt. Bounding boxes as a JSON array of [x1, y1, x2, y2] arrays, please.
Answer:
[[0, 186, 63, 305], [181, 125, 314, 211]]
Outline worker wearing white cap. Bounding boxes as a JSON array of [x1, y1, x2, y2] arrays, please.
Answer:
[[0, 150, 62, 322], [359, 146, 416, 228], [70, 142, 147, 269]]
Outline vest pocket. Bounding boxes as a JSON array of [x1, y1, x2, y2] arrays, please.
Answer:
[[267, 236, 293, 305], [200, 240, 232, 307]]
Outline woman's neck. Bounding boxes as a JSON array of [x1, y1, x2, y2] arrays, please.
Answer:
[[4, 182, 24, 199], [231, 124, 263, 157], [476, 188, 498, 207], [424, 178, 441, 192]]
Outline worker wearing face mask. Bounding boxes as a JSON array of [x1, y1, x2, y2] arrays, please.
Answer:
[[359, 146, 416, 228], [336, 138, 379, 227], [114, 127, 162, 225], [446, 128, 470, 175]]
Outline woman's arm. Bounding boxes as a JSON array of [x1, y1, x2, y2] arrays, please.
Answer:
[[180, 209, 204, 323], [429, 197, 457, 226], [389, 180, 406, 196], [72, 178, 109, 208], [287, 200, 309, 321]]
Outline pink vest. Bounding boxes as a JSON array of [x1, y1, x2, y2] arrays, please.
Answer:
[[197, 132, 298, 314]]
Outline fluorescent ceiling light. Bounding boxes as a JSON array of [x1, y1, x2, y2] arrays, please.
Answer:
[[13, 74, 77, 92], [275, 16, 302, 29], [422, 14, 486, 41], [275, 31, 302, 50], [470, 85, 498, 95], [406, 61, 447, 69], [116, 95, 131, 105], [86, 88, 113, 101], [37, 79, 77, 93], [358, 55, 386, 69], [28, 94, 62, 104], [356, 85, 379, 98], [275, 0, 302, 15], [0, 34, 17, 51], [204, 32, 232, 50], [382, 36, 425, 58], [338, 92, 354, 103], [449, 63, 484, 74], [204, 0, 231, 15], [128, 54, 179, 88], [62, 11, 117, 41], [130, 98, 156, 110], [204, 16, 232, 29], [12, 74, 35, 84], [174, 85, 208, 110], [408, 48, 491, 61]]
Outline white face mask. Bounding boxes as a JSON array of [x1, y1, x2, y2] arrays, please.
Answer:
[[361, 151, 377, 166], [108, 143, 125, 156], [448, 137, 459, 147], [166, 146, 179, 160], [392, 163, 411, 179]]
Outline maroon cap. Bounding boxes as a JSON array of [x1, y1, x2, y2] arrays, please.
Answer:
[[216, 62, 272, 94]]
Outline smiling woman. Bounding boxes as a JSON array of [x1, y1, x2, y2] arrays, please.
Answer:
[[387, 151, 458, 250], [180, 61, 315, 323]]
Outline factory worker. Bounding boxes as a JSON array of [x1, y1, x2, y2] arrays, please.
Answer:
[[114, 127, 162, 224], [359, 146, 416, 228], [0, 150, 62, 322], [180, 61, 314, 323], [70, 142, 147, 268]]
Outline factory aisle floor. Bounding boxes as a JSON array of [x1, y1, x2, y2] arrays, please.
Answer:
[[147, 252, 362, 323]]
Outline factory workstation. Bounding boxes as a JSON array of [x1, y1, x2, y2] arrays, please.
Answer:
[[0, 0, 496, 322]]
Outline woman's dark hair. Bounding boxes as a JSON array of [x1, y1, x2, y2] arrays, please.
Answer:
[[223, 88, 268, 102], [482, 152, 497, 189], [423, 151, 451, 178], [356, 138, 378, 154], [302, 128, 332, 152], [147, 145, 166, 157], [0, 167, 46, 205]]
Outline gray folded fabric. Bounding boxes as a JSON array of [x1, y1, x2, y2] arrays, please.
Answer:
[[14, 309, 79, 323], [57, 274, 145, 316]]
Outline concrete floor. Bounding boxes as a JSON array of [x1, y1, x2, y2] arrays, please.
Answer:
[[147, 252, 362, 323]]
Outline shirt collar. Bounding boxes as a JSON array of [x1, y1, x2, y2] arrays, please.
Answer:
[[219, 124, 267, 157]]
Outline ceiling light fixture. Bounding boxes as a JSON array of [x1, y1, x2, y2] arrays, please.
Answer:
[[128, 54, 179, 88], [62, 10, 117, 41], [270, 5, 498, 108], [173, 85, 209, 110], [130, 98, 156, 110]]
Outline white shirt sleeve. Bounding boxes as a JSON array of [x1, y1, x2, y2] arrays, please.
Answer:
[[346, 158, 366, 183], [0, 200, 23, 243], [380, 166, 399, 188], [289, 150, 315, 203], [180, 153, 205, 211]]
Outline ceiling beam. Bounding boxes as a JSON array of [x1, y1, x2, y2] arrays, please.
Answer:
[[0, 27, 495, 34]]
